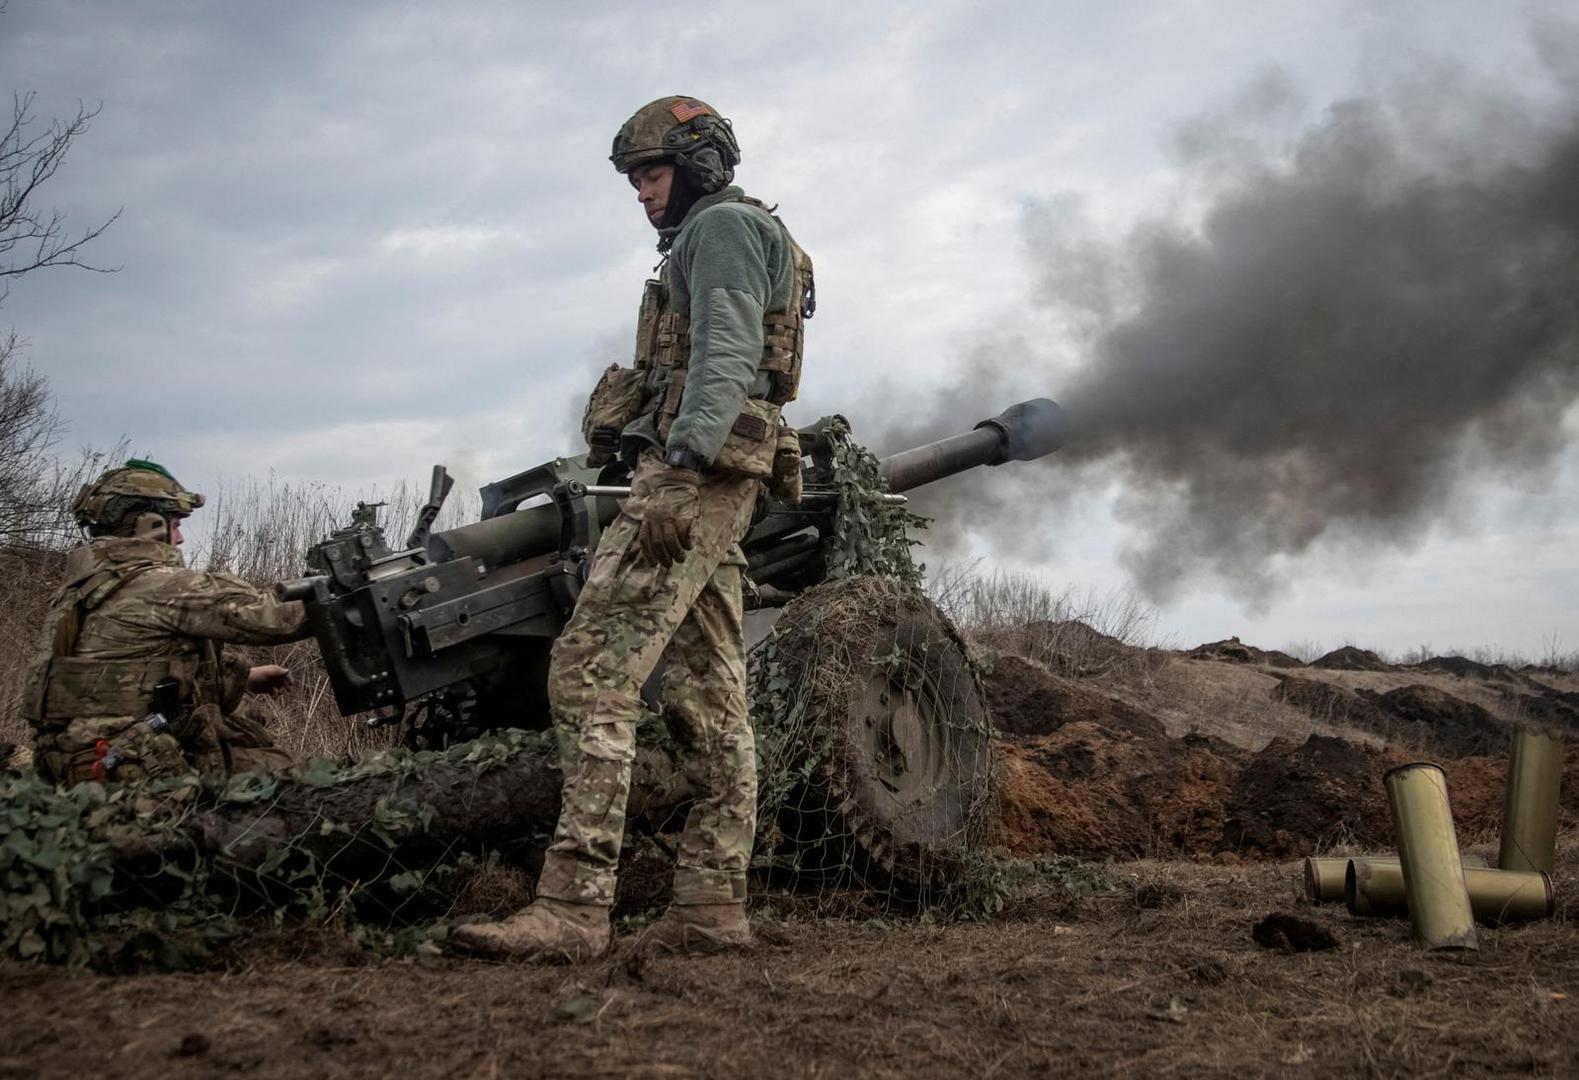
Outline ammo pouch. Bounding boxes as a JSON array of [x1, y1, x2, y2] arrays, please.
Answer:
[[768, 420, 804, 504], [581, 363, 647, 463], [710, 398, 780, 480], [20, 655, 188, 731]]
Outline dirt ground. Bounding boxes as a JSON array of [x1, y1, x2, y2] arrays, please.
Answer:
[[5, 640, 1577, 1077], [3, 842, 1576, 1079]]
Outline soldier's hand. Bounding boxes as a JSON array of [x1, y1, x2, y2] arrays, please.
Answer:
[[247, 664, 293, 696], [637, 465, 701, 567]]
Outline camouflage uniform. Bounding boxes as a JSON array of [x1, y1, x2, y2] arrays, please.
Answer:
[[539, 452, 761, 906], [22, 537, 308, 785], [538, 98, 811, 911]]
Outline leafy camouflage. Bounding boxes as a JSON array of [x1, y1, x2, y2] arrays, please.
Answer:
[[822, 417, 929, 588]]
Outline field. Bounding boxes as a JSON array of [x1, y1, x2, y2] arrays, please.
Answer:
[[4, 594, 1578, 1078]]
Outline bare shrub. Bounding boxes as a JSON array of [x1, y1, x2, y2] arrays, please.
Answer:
[[192, 474, 480, 758], [929, 564, 1158, 682], [1537, 635, 1579, 674], [1281, 639, 1324, 664]]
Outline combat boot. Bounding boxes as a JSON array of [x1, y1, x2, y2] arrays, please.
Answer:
[[449, 897, 611, 963], [635, 903, 754, 956]]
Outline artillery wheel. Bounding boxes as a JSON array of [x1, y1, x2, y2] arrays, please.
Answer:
[[753, 576, 994, 892]]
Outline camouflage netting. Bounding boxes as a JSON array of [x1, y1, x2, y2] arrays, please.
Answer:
[[749, 576, 997, 908], [819, 415, 929, 589], [1, 732, 570, 967], [746, 422, 999, 911], [1, 427, 1007, 967]]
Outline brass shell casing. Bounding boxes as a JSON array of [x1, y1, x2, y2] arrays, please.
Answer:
[[1498, 730, 1564, 874], [1304, 853, 1489, 903], [1384, 762, 1478, 950], [1346, 861, 1554, 923]]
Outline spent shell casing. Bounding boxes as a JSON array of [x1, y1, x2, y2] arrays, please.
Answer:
[[1304, 853, 1489, 903], [1347, 861, 1554, 923], [1498, 729, 1564, 874], [1384, 762, 1478, 950]]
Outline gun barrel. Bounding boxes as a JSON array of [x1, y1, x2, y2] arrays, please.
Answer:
[[878, 398, 1064, 494]]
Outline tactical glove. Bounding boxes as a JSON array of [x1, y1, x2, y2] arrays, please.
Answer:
[[586, 427, 621, 468], [638, 465, 701, 566]]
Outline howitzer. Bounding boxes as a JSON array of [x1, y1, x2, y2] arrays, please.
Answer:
[[281, 398, 1062, 884], [280, 398, 1062, 740]]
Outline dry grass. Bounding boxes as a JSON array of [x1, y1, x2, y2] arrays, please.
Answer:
[[1315, 667, 1579, 720], [930, 564, 1166, 686], [1121, 655, 1393, 751]]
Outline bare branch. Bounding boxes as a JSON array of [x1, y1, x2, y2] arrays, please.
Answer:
[[0, 92, 120, 280]]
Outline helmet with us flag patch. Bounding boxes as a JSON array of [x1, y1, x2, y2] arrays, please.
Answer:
[[610, 95, 740, 193]]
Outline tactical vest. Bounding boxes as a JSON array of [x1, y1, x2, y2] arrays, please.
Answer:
[[18, 542, 216, 732], [633, 194, 814, 476]]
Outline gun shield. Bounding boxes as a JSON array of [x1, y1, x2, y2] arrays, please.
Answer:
[[1304, 853, 1488, 903], [1498, 729, 1564, 874], [1384, 762, 1478, 950], [1347, 861, 1554, 923]]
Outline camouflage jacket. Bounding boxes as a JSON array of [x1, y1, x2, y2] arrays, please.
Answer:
[[631, 186, 801, 464], [20, 537, 309, 730]]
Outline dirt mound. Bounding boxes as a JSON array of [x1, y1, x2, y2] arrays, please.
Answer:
[[973, 619, 1136, 678], [1034, 619, 1128, 653], [1411, 655, 1497, 679], [1272, 675, 1391, 729], [993, 696, 1579, 859], [984, 654, 1163, 737], [1510, 691, 1579, 736], [1312, 645, 1393, 671], [1187, 637, 1303, 668], [1274, 676, 1515, 757], [1223, 735, 1399, 855], [1363, 685, 1507, 756], [995, 723, 1245, 858]]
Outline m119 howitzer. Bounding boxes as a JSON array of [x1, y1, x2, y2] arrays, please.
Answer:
[[280, 398, 1063, 744], [281, 398, 1061, 886]]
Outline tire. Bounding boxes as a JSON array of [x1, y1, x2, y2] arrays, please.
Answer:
[[753, 577, 994, 892]]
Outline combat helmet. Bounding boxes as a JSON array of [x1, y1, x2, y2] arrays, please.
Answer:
[[72, 459, 204, 535], [610, 96, 740, 194]]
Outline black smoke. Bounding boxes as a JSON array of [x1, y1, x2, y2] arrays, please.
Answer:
[[884, 59, 1579, 606]]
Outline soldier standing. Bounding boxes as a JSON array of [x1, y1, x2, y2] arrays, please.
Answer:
[[20, 460, 309, 783], [454, 96, 813, 961]]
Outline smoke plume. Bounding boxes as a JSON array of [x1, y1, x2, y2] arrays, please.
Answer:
[[888, 60, 1579, 606]]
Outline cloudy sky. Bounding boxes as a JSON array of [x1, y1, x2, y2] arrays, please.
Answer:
[[3, 0, 1576, 658]]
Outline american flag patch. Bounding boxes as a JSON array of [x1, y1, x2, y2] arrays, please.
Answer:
[[670, 100, 712, 123]]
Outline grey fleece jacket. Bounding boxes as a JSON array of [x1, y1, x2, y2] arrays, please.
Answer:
[[661, 186, 798, 463]]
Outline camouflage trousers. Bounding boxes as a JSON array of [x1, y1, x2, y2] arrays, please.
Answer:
[[33, 703, 293, 786], [539, 452, 761, 908]]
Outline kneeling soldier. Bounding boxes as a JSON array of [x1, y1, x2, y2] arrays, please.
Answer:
[[21, 460, 309, 784]]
